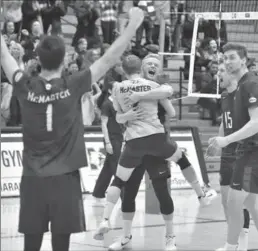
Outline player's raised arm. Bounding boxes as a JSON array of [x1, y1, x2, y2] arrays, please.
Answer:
[[0, 35, 21, 84], [89, 7, 144, 84]]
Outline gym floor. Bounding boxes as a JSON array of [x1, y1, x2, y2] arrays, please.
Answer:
[[1, 174, 258, 251]]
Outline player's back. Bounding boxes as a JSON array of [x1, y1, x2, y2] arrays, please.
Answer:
[[13, 69, 92, 176], [113, 78, 164, 140]]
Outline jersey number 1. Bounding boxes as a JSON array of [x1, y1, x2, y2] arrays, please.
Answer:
[[224, 111, 232, 129], [46, 104, 53, 132]]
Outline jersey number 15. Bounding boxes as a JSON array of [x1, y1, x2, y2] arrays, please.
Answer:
[[224, 111, 232, 129]]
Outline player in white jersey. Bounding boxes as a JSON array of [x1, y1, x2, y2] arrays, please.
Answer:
[[93, 54, 182, 240]]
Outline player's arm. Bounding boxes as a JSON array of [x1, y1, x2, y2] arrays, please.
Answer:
[[132, 84, 174, 101], [226, 106, 258, 144], [159, 99, 176, 119], [0, 35, 21, 84], [89, 8, 144, 84], [101, 115, 111, 144]]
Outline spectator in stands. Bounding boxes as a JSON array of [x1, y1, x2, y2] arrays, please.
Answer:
[[21, 0, 45, 33], [9, 41, 25, 70], [184, 38, 209, 81], [117, 0, 133, 34], [2, 0, 23, 34], [67, 60, 79, 75], [72, 0, 101, 49], [247, 58, 257, 73], [24, 57, 41, 76], [181, 8, 195, 50], [20, 20, 43, 60], [41, 0, 67, 35], [199, 20, 228, 48], [75, 38, 88, 70], [197, 61, 220, 126], [203, 39, 223, 62], [1, 82, 13, 128], [99, 0, 118, 45], [2, 21, 18, 46], [135, 0, 155, 48]]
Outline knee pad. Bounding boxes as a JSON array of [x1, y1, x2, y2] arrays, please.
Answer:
[[111, 176, 126, 189], [121, 200, 136, 213], [243, 209, 250, 229], [177, 152, 191, 170]]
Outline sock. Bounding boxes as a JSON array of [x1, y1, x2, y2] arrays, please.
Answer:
[[225, 243, 238, 251], [162, 214, 174, 237], [103, 186, 121, 220], [181, 167, 205, 197], [103, 201, 116, 220], [237, 228, 249, 251], [123, 220, 133, 237]]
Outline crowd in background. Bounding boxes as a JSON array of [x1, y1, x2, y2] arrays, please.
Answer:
[[1, 0, 257, 128]]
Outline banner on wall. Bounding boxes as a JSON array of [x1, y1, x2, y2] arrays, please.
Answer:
[[1, 128, 208, 198]]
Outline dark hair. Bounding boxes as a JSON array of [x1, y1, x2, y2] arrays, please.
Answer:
[[122, 54, 142, 75], [36, 35, 66, 71], [223, 43, 248, 59]]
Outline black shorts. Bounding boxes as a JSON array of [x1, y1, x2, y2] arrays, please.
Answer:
[[230, 150, 258, 194], [119, 133, 179, 168], [220, 158, 234, 186], [19, 170, 86, 234], [141, 155, 170, 180]]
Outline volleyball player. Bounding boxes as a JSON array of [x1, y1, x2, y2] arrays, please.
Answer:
[[207, 61, 250, 251], [209, 43, 258, 251], [0, 7, 144, 251]]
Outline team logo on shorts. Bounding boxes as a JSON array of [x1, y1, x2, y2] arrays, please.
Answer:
[[249, 97, 257, 103]]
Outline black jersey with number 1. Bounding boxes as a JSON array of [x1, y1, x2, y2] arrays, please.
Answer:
[[221, 90, 237, 161], [12, 69, 92, 177]]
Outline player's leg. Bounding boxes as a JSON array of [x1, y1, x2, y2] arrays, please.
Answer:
[[145, 156, 176, 251], [94, 139, 144, 240], [177, 152, 217, 206], [49, 170, 86, 251], [244, 192, 258, 230], [109, 166, 146, 250], [18, 175, 49, 251], [220, 162, 250, 251], [92, 139, 123, 204]]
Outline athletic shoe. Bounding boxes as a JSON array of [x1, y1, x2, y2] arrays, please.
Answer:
[[108, 235, 132, 250], [199, 189, 217, 206], [93, 220, 110, 240], [165, 236, 177, 251]]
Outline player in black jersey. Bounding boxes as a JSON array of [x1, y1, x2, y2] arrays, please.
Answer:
[[207, 61, 250, 251], [209, 44, 258, 251], [1, 8, 144, 251]]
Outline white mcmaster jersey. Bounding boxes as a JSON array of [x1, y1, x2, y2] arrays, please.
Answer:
[[112, 77, 165, 140]]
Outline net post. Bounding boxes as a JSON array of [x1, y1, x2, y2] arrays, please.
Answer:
[[159, 12, 166, 69]]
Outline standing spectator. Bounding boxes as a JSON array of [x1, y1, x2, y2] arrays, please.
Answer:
[[135, 0, 155, 48], [72, 0, 101, 49], [1, 82, 13, 127], [75, 38, 88, 70], [40, 0, 67, 35], [21, 0, 44, 33], [99, 0, 118, 45], [181, 9, 195, 50], [117, 0, 133, 34], [2, 0, 23, 34]]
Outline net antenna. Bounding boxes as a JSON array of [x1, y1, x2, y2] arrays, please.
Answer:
[[158, 11, 258, 99]]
